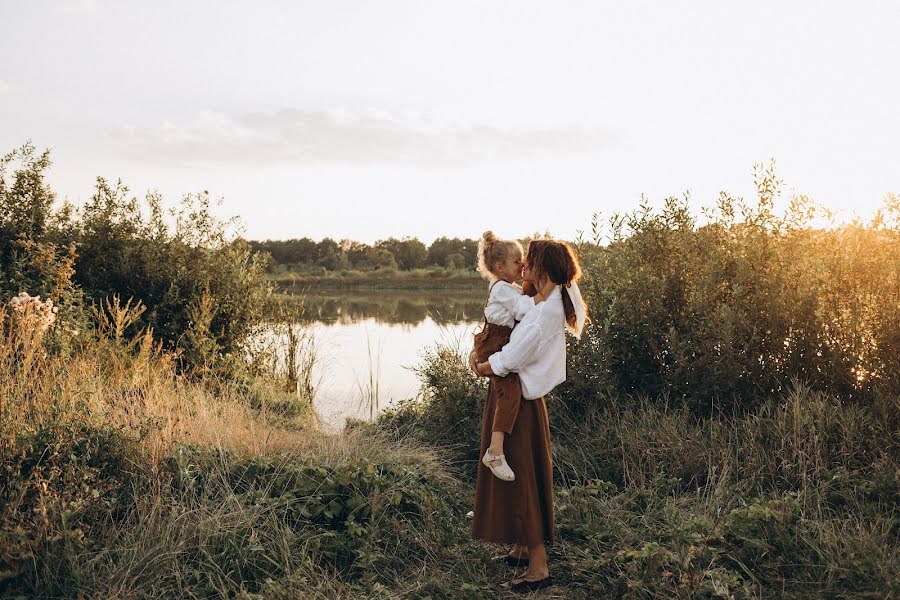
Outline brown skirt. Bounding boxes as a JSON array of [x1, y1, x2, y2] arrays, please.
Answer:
[[471, 383, 555, 547]]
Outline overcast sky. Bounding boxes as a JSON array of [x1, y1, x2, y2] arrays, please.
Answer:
[[1, 0, 898, 243]]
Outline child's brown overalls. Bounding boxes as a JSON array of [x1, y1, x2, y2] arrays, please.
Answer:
[[473, 283, 523, 434]]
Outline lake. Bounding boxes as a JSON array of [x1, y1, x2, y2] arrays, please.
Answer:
[[287, 289, 484, 429]]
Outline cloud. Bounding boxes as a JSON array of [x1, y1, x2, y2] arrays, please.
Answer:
[[108, 108, 610, 167], [0, 80, 10, 95]]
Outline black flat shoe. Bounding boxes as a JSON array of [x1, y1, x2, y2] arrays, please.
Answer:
[[492, 553, 529, 567], [504, 575, 553, 593]]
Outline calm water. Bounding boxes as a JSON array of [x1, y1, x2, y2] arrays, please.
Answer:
[[291, 290, 483, 429]]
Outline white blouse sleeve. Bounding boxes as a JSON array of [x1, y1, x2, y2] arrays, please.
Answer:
[[512, 294, 537, 321], [490, 283, 536, 322], [488, 321, 543, 376]]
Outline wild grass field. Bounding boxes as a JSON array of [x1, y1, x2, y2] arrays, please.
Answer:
[[1, 148, 898, 598]]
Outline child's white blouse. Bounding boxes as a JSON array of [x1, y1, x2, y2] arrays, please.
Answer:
[[488, 286, 566, 400], [484, 280, 537, 328]]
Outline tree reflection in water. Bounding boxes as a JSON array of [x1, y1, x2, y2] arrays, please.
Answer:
[[286, 290, 485, 326]]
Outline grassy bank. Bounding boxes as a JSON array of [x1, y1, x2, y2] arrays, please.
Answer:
[[0, 303, 476, 598], [269, 267, 485, 292], [3, 152, 897, 598], [375, 346, 899, 598], [4, 316, 896, 598]]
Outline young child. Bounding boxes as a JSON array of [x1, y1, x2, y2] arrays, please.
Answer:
[[473, 231, 546, 481]]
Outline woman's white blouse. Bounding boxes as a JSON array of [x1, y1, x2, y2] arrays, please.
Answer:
[[484, 280, 536, 328], [488, 286, 566, 399]]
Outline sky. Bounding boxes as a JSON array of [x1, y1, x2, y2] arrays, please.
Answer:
[[1, 0, 898, 243]]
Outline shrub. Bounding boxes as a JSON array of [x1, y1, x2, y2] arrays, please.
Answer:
[[0, 144, 89, 356], [568, 164, 899, 414], [68, 179, 274, 372], [0, 422, 139, 590], [1, 142, 277, 375]]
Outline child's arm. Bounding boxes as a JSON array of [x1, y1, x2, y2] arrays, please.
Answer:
[[492, 282, 538, 322], [513, 284, 555, 319]]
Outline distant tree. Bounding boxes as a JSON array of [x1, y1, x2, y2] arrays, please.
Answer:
[[428, 237, 477, 269], [249, 235, 483, 272], [376, 237, 427, 270], [342, 240, 373, 269], [316, 238, 340, 261], [427, 237, 452, 267], [445, 252, 466, 269], [284, 237, 318, 264], [366, 247, 397, 270]]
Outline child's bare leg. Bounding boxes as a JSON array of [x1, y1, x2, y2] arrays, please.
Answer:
[[488, 431, 505, 456]]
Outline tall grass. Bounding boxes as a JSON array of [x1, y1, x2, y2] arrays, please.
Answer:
[[356, 329, 383, 420], [377, 342, 899, 597], [0, 296, 475, 599]]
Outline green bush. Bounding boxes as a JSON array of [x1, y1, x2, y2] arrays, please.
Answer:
[[0, 143, 275, 375], [568, 164, 899, 414], [0, 144, 89, 354], [67, 179, 274, 372], [0, 422, 139, 591], [554, 479, 899, 598]]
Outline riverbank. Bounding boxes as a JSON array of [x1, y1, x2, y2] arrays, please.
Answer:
[[269, 267, 486, 292], [5, 325, 896, 598]]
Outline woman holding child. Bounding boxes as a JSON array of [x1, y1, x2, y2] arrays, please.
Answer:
[[468, 233, 586, 593]]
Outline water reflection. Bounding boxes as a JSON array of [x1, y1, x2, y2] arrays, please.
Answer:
[[278, 290, 481, 429], [309, 318, 476, 430], [285, 290, 484, 325]]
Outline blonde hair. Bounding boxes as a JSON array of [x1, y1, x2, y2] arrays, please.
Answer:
[[476, 231, 523, 281]]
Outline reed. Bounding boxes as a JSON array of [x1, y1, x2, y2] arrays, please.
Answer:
[[355, 328, 383, 420]]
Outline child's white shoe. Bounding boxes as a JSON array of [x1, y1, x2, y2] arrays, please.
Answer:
[[482, 449, 515, 481]]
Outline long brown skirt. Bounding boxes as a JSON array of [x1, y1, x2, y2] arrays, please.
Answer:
[[471, 382, 555, 547]]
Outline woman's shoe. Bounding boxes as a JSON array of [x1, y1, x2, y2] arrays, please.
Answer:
[[482, 449, 515, 481], [505, 576, 553, 593]]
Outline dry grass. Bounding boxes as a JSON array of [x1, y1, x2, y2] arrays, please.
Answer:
[[0, 297, 464, 599], [0, 298, 449, 475]]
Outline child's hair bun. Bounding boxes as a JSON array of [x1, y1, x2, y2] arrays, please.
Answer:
[[482, 230, 498, 244]]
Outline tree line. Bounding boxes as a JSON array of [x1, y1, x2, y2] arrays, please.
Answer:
[[248, 236, 479, 272]]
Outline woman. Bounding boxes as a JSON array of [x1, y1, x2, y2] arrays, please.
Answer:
[[468, 239, 586, 592]]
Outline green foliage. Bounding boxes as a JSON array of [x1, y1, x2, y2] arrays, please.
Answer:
[[68, 179, 274, 371], [428, 236, 479, 271], [374, 236, 428, 270], [554, 479, 898, 598], [0, 142, 276, 375], [568, 163, 900, 413], [1, 427, 471, 598], [377, 345, 487, 473], [252, 235, 481, 274], [0, 423, 138, 590], [0, 143, 89, 355]]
